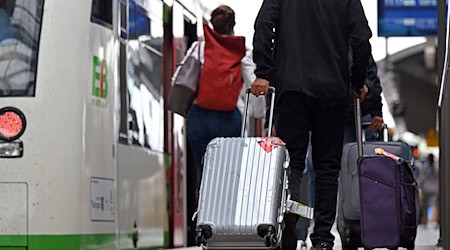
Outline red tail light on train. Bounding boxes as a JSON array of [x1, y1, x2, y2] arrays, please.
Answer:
[[0, 107, 26, 141], [0, 107, 26, 158]]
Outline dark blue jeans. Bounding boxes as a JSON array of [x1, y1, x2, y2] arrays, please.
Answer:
[[187, 104, 242, 189]]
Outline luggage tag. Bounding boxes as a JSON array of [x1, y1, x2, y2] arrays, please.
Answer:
[[258, 137, 285, 153], [286, 200, 314, 219]]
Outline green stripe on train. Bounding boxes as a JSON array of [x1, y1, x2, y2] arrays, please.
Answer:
[[0, 233, 168, 250]]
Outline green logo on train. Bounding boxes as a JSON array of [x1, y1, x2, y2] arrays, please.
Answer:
[[92, 56, 108, 99]]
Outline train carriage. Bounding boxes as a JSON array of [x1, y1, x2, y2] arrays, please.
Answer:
[[0, 0, 218, 249]]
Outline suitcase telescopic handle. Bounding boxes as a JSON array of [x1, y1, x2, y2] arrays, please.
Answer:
[[355, 96, 364, 157], [355, 95, 389, 157], [354, 96, 388, 156], [241, 87, 276, 138], [361, 122, 389, 142]]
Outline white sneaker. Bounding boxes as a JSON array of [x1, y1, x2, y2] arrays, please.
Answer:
[[297, 240, 307, 250]]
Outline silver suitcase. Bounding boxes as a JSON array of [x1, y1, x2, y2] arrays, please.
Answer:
[[195, 88, 289, 249]]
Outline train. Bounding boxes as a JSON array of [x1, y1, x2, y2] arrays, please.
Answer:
[[0, 0, 230, 249]]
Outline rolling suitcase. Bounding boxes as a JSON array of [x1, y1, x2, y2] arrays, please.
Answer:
[[194, 87, 289, 249], [354, 96, 418, 249], [337, 107, 413, 249]]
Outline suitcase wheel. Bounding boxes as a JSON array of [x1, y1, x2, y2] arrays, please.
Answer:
[[258, 224, 278, 247], [195, 225, 212, 246], [264, 233, 277, 247], [195, 233, 206, 247], [264, 228, 278, 247]]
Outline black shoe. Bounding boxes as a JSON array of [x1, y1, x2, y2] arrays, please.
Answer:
[[313, 242, 333, 250]]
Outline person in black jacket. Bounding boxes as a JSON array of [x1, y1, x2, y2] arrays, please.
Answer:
[[250, 0, 372, 249]]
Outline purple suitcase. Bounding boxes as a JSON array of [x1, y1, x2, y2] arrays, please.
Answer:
[[354, 97, 418, 249]]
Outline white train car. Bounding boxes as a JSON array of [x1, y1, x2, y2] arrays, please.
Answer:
[[0, 0, 216, 249]]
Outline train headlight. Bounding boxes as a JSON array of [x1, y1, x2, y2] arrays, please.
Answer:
[[0, 107, 26, 141]]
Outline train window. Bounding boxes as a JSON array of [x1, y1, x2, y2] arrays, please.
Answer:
[[91, 0, 112, 28], [118, 0, 164, 150], [128, 1, 150, 40], [128, 0, 163, 52], [119, 43, 128, 143], [0, 0, 45, 97], [119, 0, 127, 39], [126, 41, 164, 151]]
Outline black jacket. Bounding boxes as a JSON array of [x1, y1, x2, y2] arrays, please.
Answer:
[[346, 54, 383, 122], [361, 54, 383, 118], [253, 0, 372, 100], [265, 53, 383, 129]]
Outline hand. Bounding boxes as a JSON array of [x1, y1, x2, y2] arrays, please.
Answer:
[[359, 85, 369, 102], [368, 116, 384, 131], [251, 78, 269, 97], [352, 85, 368, 101]]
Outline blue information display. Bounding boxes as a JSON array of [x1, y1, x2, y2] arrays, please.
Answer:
[[378, 0, 438, 36]]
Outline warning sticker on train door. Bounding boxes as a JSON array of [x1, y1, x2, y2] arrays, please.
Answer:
[[90, 177, 115, 221]]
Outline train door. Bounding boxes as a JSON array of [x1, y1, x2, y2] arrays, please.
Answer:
[[85, 0, 118, 247], [117, 0, 168, 249], [168, 1, 197, 247], [181, 15, 199, 249], [170, 2, 185, 247]]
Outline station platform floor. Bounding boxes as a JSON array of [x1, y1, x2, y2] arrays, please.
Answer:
[[173, 221, 440, 250]]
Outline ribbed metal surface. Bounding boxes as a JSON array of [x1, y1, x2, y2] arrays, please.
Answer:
[[196, 137, 287, 248]]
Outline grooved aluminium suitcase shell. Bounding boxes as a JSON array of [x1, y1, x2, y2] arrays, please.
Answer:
[[196, 137, 288, 249]]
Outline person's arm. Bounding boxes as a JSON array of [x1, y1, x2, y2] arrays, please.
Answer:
[[242, 51, 265, 119], [365, 54, 385, 131], [348, 0, 372, 92], [242, 50, 256, 86], [367, 54, 383, 118], [251, 0, 280, 96]]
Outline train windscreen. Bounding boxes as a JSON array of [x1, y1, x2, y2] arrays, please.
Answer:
[[0, 0, 44, 97]]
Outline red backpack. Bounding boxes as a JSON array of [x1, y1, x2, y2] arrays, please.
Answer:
[[196, 24, 246, 111]]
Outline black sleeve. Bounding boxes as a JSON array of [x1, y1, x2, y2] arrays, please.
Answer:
[[348, 0, 372, 90], [366, 54, 383, 117], [253, 0, 280, 81]]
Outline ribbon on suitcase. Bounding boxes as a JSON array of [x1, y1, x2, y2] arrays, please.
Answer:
[[286, 200, 314, 219], [374, 148, 401, 161]]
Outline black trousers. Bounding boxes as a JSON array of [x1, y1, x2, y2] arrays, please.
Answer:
[[275, 91, 347, 248]]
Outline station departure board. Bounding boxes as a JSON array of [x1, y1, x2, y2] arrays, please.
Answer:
[[378, 0, 438, 36]]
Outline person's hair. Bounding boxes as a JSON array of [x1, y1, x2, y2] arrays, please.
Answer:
[[210, 5, 235, 35]]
